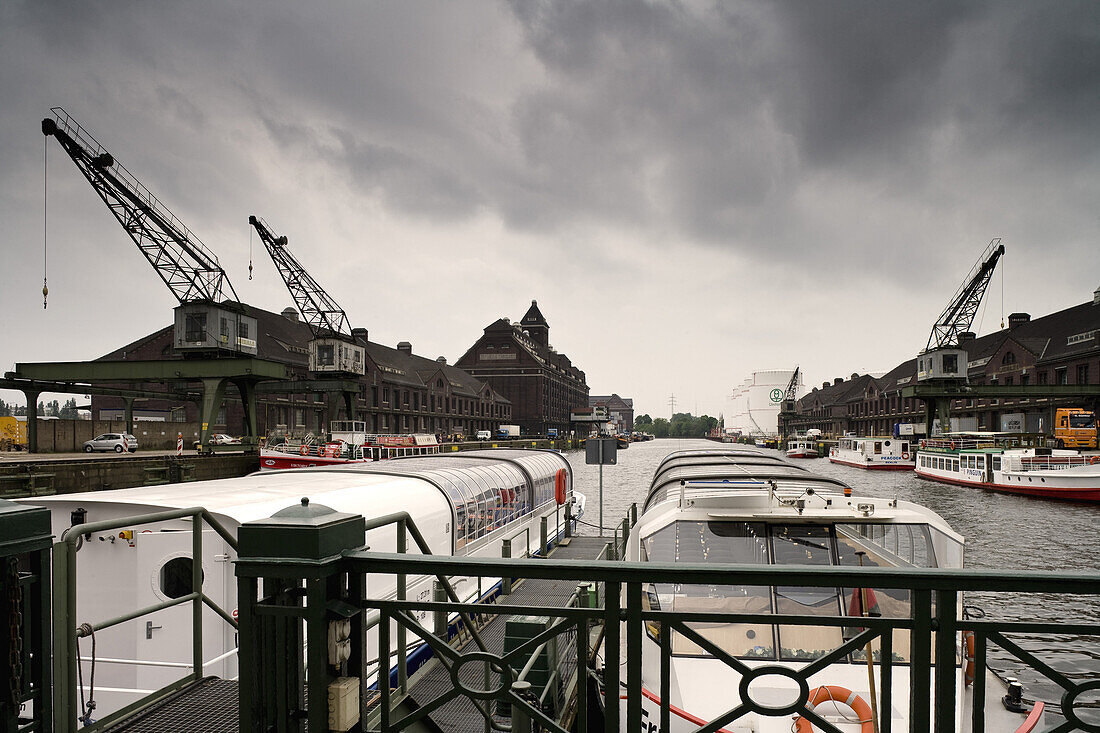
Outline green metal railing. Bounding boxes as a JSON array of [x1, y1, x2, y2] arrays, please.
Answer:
[[235, 491, 1100, 733], [53, 507, 239, 733]]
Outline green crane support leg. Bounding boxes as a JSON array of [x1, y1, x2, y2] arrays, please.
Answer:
[[199, 377, 228, 450], [232, 379, 259, 441], [124, 397, 134, 436], [343, 389, 357, 421]]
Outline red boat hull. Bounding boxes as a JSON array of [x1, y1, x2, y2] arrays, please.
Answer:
[[916, 470, 1100, 502], [829, 457, 913, 470]]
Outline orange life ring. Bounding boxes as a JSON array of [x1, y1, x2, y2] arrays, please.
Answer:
[[554, 468, 567, 505], [299, 444, 310, 456], [950, 441, 958, 450], [902, 452, 910, 460], [963, 630, 976, 687], [794, 685, 874, 733]]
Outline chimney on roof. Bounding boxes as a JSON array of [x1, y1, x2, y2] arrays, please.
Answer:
[[850, 373, 859, 380], [1008, 313, 1031, 329], [281, 307, 299, 322], [351, 327, 368, 344], [958, 331, 976, 344], [1093, 286, 1099, 305], [823, 382, 830, 389], [397, 341, 412, 354], [436, 356, 447, 364], [834, 378, 843, 385]]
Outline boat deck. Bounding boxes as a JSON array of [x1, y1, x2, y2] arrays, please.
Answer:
[[101, 535, 610, 733]]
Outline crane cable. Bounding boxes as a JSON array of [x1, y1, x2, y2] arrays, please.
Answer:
[[42, 136, 48, 309], [248, 225, 253, 280]]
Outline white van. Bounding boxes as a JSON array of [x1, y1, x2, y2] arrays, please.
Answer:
[[476, 430, 492, 440]]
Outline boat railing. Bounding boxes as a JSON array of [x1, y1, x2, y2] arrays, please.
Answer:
[[1004, 454, 1100, 472], [235, 502, 1100, 733], [53, 507, 240, 733]]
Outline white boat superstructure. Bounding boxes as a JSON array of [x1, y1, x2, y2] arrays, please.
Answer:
[[619, 447, 1043, 732], [786, 436, 819, 459], [21, 449, 579, 718], [830, 435, 915, 470]]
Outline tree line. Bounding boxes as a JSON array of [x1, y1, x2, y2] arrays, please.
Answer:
[[633, 412, 718, 438], [0, 397, 81, 419]]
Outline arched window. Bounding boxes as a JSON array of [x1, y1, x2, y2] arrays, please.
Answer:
[[1002, 352, 1017, 365]]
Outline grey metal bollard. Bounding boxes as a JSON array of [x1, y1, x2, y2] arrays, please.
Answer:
[[433, 580, 447, 638], [502, 538, 512, 595], [511, 680, 533, 733]]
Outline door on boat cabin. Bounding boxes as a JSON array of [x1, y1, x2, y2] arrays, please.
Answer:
[[130, 528, 236, 696]]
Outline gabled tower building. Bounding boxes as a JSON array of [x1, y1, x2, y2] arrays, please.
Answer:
[[456, 301, 589, 435]]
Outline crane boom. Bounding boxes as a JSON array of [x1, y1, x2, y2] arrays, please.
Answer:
[[42, 107, 237, 304], [924, 238, 1005, 352], [249, 215, 352, 338], [784, 366, 801, 403]]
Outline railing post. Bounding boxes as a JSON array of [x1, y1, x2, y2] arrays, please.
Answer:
[[192, 513, 203, 680], [235, 498, 366, 733], [910, 588, 933, 732], [604, 580, 621, 733], [564, 501, 573, 539], [933, 588, 958, 730], [53, 538, 78, 733], [0, 500, 52, 733], [502, 539, 512, 595], [540, 516, 548, 557], [626, 581, 642, 733], [397, 518, 408, 693]]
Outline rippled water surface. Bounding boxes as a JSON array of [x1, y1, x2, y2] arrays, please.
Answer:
[[562, 438, 1100, 713]]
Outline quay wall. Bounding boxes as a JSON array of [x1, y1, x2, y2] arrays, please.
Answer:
[[0, 437, 579, 499], [0, 453, 258, 499], [20, 419, 201, 453]]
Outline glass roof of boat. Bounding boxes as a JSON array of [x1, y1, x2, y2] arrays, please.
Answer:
[[645, 460, 852, 512]]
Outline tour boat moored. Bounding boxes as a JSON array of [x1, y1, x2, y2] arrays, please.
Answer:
[[786, 435, 819, 459], [830, 435, 916, 470], [259, 420, 440, 469], [915, 433, 1100, 502], [616, 446, 1044, 732]]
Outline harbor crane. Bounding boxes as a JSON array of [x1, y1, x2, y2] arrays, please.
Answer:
[[249, 215, 366, 377], [42, 107, 256, 356], [922, 238, 1005, 354], [916, 238, 1005, 433], [249, 215, 351, 338], [776, 366, 800, 439], [42, 107, 239, 306]]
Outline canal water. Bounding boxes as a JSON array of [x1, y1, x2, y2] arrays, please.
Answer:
[[563, 438, 1100, 718]]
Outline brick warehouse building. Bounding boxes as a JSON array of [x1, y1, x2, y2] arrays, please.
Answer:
[[589, 394, 634, 434], [455, 301, 589, 436], [786, 286, 1100, 437], [92, 306, 511, 438]]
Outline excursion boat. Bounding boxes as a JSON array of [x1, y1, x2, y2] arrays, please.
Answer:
[[829, 435, 916, 470], [616, 447, 1043, 732], [915, 433, 1100, 502], [259, 420, 440, 469], [786, 436, 819, 459], [24, 449, 580, 719]]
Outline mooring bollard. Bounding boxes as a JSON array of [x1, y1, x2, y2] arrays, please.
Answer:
[[511, 681, 533, 733]]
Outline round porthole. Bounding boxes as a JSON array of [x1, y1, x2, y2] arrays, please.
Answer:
[[159, 557, 203, 599]]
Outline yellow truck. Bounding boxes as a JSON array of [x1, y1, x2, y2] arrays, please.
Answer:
[[0, 416, 27, 451], [1055, 407, 1098, 449]]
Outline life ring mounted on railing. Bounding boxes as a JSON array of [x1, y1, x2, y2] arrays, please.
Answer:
[[554, 468, 567, 505], [902, 451, 910, 460], [794, 685, 874, 733], [299, 444, 310, 456], [963, 630, 976, 687]]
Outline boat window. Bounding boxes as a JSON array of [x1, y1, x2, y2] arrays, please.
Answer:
[[929, 527, 963, 569], [642, 521, 774, 659], [874, 442, 882, 454], [770, 525, 843, 660], [159, 557, 201, 599], [992, 456, 1001, 471]]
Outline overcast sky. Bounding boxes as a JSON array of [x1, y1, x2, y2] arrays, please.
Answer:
[[1, 1, 1098, 419]]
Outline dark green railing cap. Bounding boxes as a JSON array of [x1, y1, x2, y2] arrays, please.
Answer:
[[0, 498, 52, 554], [238, 497, 366, 564]]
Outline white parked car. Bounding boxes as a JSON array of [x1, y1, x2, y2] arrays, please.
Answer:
[[83, 433, 138, 453], [210, 434, 242, 445]]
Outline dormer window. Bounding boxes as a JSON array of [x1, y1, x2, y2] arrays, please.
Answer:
[[1002, 352, 1016, 365]]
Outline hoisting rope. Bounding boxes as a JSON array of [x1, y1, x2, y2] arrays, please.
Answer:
[[76, 622, 97, 726], [42, 136, 48, 309], [248, 225, 253, 280]]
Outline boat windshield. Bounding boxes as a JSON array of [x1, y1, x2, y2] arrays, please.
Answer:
[[641, 520, 958, 663]]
